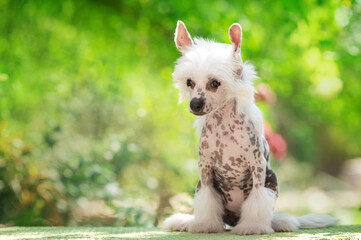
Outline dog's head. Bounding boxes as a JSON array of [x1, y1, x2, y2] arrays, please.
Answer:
[[172, 21, 256, 116]]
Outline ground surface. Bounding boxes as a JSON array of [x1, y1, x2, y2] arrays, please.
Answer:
[[0, 226, 360, 240]]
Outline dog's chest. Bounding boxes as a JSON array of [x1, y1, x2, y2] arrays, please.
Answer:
[[198, 111, 259, 213], [199, 111, 255, 183]]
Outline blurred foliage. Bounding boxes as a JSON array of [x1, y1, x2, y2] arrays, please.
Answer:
[[0, 0, 360, 226]]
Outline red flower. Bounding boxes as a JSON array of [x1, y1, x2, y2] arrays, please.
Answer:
[[263, 121, 288, 160]]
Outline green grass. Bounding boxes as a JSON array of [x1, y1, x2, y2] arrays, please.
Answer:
[[0, 226, 360, 240]]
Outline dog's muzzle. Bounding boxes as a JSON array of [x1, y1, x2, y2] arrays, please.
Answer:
[[190, 98, 205, 113]]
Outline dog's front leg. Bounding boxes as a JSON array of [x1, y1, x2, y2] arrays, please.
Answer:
[[187, 157, 225, 233], [232, 139, 276, 235]]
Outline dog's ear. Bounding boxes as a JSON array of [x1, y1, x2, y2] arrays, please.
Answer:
[[229, 23, 242, 53], [175, 20, 193, 53]]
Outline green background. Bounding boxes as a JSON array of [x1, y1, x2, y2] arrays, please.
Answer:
[[0, 0, 360, 227]]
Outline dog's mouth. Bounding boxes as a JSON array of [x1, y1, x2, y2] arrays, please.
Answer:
[[190, 111, 207, 116]]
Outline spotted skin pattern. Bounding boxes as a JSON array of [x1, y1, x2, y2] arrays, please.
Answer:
[[196, 99, 278, 227]]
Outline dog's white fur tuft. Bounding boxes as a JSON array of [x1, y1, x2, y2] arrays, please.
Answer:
[[271, 213, 300, 232], [231, 187, 276, 235], [297, 213, 338, 229], [187, 186, 224, 233], [271, 213, 338, 232], [163, 213, 194, 231], [164, 186, 224, 233]]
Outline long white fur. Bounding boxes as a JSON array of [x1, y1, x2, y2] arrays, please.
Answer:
[[163, 186, 224, 233], [231, 187, 276, 235], [163, 213, 193, 231], [271, 213, 338, 232], [297, 214, 338, 228], [272, 213, 301, 232], [187, 186, 224, 233]]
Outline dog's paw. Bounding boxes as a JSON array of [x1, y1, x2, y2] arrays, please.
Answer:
[[231, 222, 274, 235], [187, 220, 224, 233], [164, 213, 194, 231]]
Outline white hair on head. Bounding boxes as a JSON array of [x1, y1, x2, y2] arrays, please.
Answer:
[[173, 38, 257, 103], [173, 38, 258, 102], [172, 37, 259, 135]]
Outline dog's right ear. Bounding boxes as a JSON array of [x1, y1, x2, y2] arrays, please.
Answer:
[[175, 20, 193, 53]]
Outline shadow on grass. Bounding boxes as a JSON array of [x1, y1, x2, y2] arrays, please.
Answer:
[[0, 226, 360, 239]]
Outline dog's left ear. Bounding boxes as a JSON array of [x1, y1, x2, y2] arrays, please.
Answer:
[[229, 23, 242, 53]]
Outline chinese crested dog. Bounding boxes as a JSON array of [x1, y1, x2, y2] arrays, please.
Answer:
[[164, 21, 337, 235]]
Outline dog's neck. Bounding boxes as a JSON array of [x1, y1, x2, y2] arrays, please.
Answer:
[[206, 98, 238, 123]]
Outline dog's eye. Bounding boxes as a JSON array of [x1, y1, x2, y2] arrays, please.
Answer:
[[211, 79, 221, 89], [186, 79, 193, 87]]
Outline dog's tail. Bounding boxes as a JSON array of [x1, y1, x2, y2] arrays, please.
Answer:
[[163, 213, 194, 231], [272, 213, 338, 232]]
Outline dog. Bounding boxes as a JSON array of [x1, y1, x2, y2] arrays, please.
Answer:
[[163, 21, 338, 235]]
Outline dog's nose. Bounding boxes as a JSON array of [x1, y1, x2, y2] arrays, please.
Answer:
[[190, 98, 205, 112]]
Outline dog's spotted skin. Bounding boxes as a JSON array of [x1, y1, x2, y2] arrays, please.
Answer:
[[196, 99, 278, 226]]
